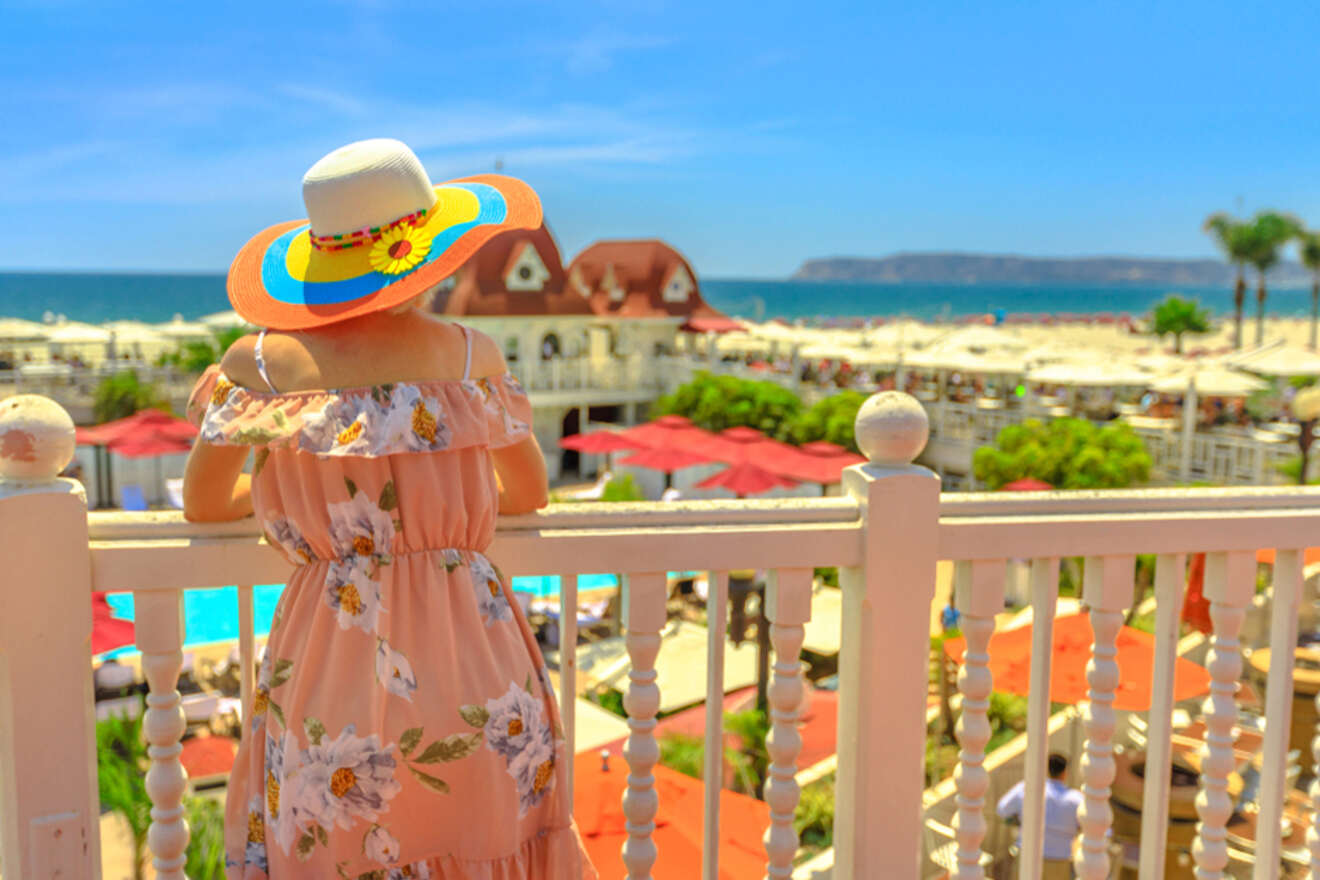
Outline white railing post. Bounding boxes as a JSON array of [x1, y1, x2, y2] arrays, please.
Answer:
[[622, 571, 666, 880], [836, 391, 940, 880], [1075, 555, 1134, 880], [1193, 551, 1254, 880], [138, 589, 189, 879], [0, 395, 101, 879], [764, 566, 813, 878], [952, 560, 1006, 880]]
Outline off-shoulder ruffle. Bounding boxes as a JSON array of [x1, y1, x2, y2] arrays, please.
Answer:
[[187, 366, 532, 456]]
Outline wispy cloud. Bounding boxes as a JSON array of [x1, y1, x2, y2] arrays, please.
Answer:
[[0, 99, 708, 205], [276, 84, 367, 117], [558, 30, 673, 75]]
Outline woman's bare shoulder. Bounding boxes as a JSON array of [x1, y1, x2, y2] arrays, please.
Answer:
[[463, 325, 508, 379], [218, 333, 264, 388]]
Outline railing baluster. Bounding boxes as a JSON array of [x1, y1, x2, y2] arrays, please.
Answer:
[[136, 589, 190, 880], [1139, 553, 1188, 880], [1255, 548, 1302, 880], [1019, 557, 1060, 880], [237, 583, 255, 734], [622, 571, 666, 880], [1076, 554, 1134, 880], [703, 570, 729, 880], [559, 573, 579, 802], [1193, 551, 1254, 880], [952, 559, 1006, 880], [764, 567, 813, 879]]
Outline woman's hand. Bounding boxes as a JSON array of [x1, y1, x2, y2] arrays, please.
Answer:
[[182, 440, 254, 522]]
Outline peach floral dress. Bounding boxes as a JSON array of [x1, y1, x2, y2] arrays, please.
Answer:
[[187, 337, 594, 880]]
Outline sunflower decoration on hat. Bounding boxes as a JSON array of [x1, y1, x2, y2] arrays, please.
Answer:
[[228, 138, 542, 330]]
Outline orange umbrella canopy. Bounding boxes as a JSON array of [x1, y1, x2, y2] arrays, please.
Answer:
[[573, 752, 769, 880], [942, 613, 1211, 711]]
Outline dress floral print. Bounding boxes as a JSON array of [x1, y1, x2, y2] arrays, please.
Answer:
[[188, 352, 593, 880]]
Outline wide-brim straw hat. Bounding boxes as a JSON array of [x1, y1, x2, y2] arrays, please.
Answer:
[[228, 138, 542, 330]]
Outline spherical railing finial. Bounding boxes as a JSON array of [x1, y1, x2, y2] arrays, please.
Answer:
[[854, 391, 929, 467], [0, 395, 76, 483]]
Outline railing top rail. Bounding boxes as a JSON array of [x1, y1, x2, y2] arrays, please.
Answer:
[[938, 485, 1320, 517], [88, 497, 863, 541], [87, 485, 1320, 544]]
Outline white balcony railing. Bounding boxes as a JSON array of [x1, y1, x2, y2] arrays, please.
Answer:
[[3, 392, 1320, 879]]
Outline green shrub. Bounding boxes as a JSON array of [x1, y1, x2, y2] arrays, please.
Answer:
[[656, 708, 770, 797], [795, 776, 835, 847], [653, 371, 803, 440], [185, 796, 227, 880], [791, 391, 867, 453], [599, 473, 647, 502], [973, 418, 1151, 490], [93, 371, 169, 423], [97, 708, 230, 880]]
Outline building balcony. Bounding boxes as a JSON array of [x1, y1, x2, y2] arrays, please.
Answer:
[[2, 392, 1320, 878]]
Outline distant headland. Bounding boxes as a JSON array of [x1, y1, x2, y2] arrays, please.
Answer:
[[790, 252, 1312, 287]]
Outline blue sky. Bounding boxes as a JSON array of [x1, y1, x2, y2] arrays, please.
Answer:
[[3, 0, 1320, 277]]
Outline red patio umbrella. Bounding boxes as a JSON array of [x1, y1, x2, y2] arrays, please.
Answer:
[[773, 443, 865, 485], [559, 431, 647, 455], [573, 751, 770, 880], [942, 613, 1211, 711], [697, 461, 799, 497], [110, 431, 195, 459], [76, 409, 197, 508], [617, 447, 711, 492], [76, 408, 196, 446], [92, 592, 135, 655], [1000, 477, 1053, 492]]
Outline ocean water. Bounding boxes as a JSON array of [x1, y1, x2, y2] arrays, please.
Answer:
[[2, 271, 1313, 324]]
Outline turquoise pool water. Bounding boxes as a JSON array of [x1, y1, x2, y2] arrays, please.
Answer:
[[101, 573, 623, 656]]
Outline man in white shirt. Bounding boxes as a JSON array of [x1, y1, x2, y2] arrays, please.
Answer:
[[996, 753, 1083, 879]]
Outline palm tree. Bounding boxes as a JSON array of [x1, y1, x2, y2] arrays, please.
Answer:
[[1203, 213, 1254, 349], [1300, 231, 1320, 351], [1245, 211, 1302, 346]]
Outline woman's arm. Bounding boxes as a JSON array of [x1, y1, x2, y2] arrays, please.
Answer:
[[466, 327, 549, 514], [182, 440, 254, 522], [491, 434, 549, 515]]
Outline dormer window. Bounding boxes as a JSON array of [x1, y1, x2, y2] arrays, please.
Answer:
[[504, 242, 550, 292], [568, 265, 591, 298], [602, 264, 625, 302], [662, 265, 693, 303]]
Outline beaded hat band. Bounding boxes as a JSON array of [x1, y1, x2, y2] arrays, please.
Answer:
[[309, 206, 431, 252]]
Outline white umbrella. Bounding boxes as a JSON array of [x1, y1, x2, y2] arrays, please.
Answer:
[[906, 348, 1025, 375], [0, 318, 51, 342], [1229, 343, 1320, 378], [155, 314, 214, 340], [102, 321, 168, 346], [1150, 365, 1267, 397], [715, 332, 773, 355], [199, 310, 252, 330], [1027, 361, 1153, 387], [46, 321, 112, 344], [927, 324, 1030, 354]]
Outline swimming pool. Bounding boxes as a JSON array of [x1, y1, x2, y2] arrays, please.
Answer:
[[101, 573, 624, 656]]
